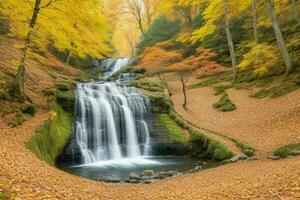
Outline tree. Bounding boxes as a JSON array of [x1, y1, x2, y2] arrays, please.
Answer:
[[125, 0, 145, 36], [268, 0, 293, 74], [192, 0, 250, 82], [168, 48, 218, 109], [252, 0, 259, 43], [1, 0, 112, 98], [136, 15, 181, 54], [223, 0, 238, 82], [290, 0, 300, 25], [10, 0, 44, 98], [138, 46, 182, 96]]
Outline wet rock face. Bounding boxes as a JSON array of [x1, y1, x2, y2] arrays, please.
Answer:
[[56, 137, 82, 166]]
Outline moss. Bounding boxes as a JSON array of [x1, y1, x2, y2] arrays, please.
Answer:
[[156, 114, 186, 143], [213, 84, 233, 96], [148, 95, 172, 113], [129, 79, 164, 93], [236, 142, 255, 157], [21, 103, 37, 116], [10, 111, 27, 127], [0, 190, 5, 199], [274, 143, 300, 158], [213, 93, 236, 112], [189, 129, 234, 161], [0, 90, 11, 101], [57, 82, 71, 91], [26, 98, 72, 165]]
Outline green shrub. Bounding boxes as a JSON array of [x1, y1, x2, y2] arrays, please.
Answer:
[[21, 104, 37, 116], [13, 112, 26, 126]]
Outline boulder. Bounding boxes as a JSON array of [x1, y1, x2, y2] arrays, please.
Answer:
[[129, 172, 140, 180], [267, 156, 281, 160], [141, 170, 155, 177], [230, 153, 248, 162]]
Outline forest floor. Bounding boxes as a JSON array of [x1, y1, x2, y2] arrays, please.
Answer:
[[0, 36, 300, 199]]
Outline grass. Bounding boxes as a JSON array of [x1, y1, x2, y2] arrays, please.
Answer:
[[213, 93, 236, 112], [26, 97, 72, 165], [274, 143, 300, 158]]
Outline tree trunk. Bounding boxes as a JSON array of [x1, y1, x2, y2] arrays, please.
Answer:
[[252, 0, 259, 43], [268, 0, 293, 74], [157, 73, 172, 97], [66, 48, 73, 66], [11, 0, 41, 98], [223, 0, 238, 82], [180, 76, 187, 109], [291, 0, 300, 25]]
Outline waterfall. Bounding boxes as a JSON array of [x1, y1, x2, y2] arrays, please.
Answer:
[[74, 81, 152, 164], [101, 57, 131, 79]]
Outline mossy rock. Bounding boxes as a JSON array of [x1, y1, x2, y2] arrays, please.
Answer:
[[9, 112, 27, 127], [189, 129, 234, 161], [21, 103, 37, 116], [57, 82, 71, 91], [0, 90, 11, 101], [55, 91, 75, 112], [274, 143, 300, 158], [149, 95, 172, 113], [213, 93, 236, 112], [43, 88, 56, 96], [26, 98, 72, 165]]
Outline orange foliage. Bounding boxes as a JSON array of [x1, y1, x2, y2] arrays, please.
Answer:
[[139, 46, 225, 77], [168, 48, 224, 76], [138, 47, 182, 73]]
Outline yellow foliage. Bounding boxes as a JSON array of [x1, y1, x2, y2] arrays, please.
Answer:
[[238, 42, 280, 76], [0, 0, 112, 59]]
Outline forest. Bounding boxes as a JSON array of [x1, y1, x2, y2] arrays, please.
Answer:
[[0, 0, 299, 199]]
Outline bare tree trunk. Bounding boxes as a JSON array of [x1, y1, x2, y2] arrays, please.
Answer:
[[291, 0, 300, 25], [11, 0, 41, 98], [268, 0, 293, 74], [180, 76, 187, 109], [158, 73, 172, 97], [223, 0, 238, 82], [252, 0, 259, 43]]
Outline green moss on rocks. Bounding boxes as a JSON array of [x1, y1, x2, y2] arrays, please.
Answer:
[[213, 93, 236, 112], [189, 130, 234, 161], [129, 79, 164, 93], [21, 103, 37, 116], [274, 143, 300, 158], [26, 98, 72, 165], [0, 90, 11, 101]]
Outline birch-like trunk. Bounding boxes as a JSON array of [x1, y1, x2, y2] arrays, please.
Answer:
[[11, 0, 41, 98], [223, 0, 238, 82], [268, 0, 293, 74]]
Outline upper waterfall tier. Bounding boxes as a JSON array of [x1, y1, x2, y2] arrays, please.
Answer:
[[74, 82, 152, 164], [100, 57, 131, 79]]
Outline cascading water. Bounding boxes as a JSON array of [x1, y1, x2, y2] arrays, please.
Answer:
[[101, 57, 131, 79], [74, 72, 152, 164]]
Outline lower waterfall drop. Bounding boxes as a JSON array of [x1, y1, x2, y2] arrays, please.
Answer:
[[74, 82, 152, 164]]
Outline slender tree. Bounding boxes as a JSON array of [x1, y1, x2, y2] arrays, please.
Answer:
[[125, 0, 145, 36], [223, 0, 238, 82], [10, 0, 42, 99], [252, 0, 259, 43], [291, 0, 300, 25], [268, 0, 293, 74]]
